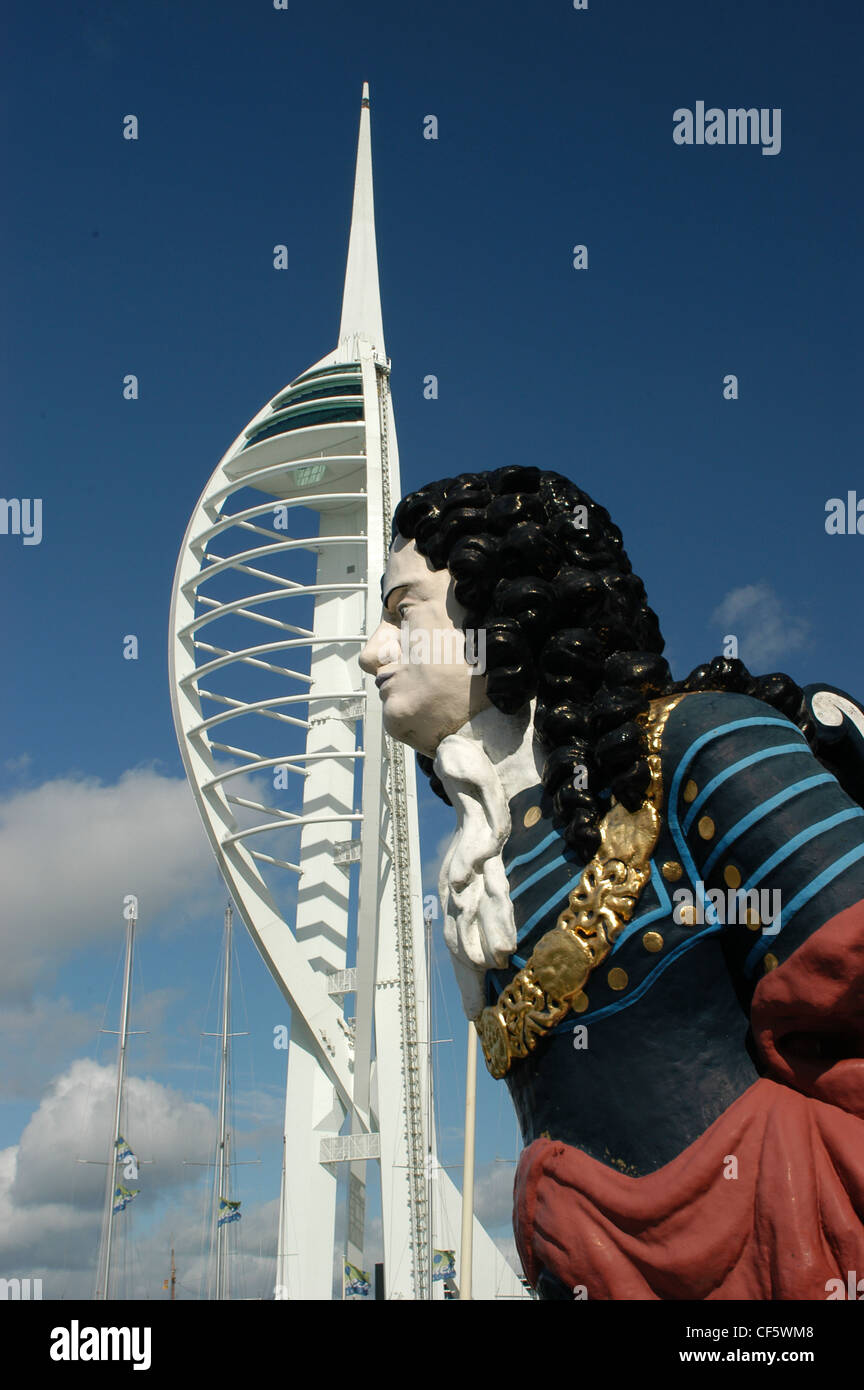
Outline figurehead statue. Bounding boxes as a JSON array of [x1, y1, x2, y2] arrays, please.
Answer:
[[359, 466, 864, 1301]]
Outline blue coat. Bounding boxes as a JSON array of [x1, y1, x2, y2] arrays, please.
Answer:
[[485, 689, 864, 1175]]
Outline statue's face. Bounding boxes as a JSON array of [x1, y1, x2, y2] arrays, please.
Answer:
[[359, 535, 491, 756]]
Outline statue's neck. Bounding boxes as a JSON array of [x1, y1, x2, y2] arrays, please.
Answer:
[[430, 701, 544, 1019], [435, 701, 544, 807]]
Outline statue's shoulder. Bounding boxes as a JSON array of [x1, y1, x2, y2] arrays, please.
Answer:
[[657, 684, 864, 813], [653, 683, 864, 982], [659, 687, 799, 741], [655, 689, 807, 789]]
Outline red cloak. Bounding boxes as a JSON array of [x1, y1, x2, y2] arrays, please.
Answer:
[[513, 900, 864, 1299]]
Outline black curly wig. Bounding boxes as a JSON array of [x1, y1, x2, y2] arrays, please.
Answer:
[[391, 465, 808, 861]]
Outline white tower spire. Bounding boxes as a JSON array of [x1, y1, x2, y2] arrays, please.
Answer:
[[170, 84, 529, 1302], [338, 82, 385, 356]]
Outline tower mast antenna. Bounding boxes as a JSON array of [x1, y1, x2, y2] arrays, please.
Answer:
[[338, 81, 385, 357]]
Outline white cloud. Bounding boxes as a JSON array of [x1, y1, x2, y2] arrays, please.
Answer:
[[0, 1123, 277, 1301], [9, 1058, 215, 1210], [0, 769, 222, 1001], [0, 1058, 283, 1299], [711, 582, 810, 668], [2, 754, 31, 777], [473, 1159, 518, 1233], [0, 997, 96, 1099]]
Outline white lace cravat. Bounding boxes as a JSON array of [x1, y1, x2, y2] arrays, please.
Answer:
[[433, 704, 543, 1019]]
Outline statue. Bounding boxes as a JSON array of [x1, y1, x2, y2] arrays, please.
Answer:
[[359, 466, 864, 1301]]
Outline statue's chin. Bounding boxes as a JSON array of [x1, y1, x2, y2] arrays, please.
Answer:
[[381, 706, 436, 758]]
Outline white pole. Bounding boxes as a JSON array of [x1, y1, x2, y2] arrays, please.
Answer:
[[96, 909, 136, 1300], [459, 1021, 477, 1300]]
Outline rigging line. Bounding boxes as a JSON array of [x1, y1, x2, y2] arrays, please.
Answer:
[[95, 934, 125, 1048], [194, 905, 226, 1302], [128, 943, 153, 1169], [228, 926, 266, 1172], [430, 937, 459, 1174], [128, 1215, 146, 1303], [428, 959, 448, 1270], [207, 913, 229, 1303], [429, 941, 462, 1265], [494, 1050, 507, 1161], [432, 925, 460, 1097], [197, 1156, 211, 1303], [65, 929, 127, 1300]]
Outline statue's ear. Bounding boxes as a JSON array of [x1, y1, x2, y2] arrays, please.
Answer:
[[803, 685, 864, 810]]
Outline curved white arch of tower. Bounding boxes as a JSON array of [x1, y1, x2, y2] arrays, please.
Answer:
[[169, 84, 528, 1301]]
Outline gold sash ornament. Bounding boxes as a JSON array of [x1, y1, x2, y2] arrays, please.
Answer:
[[475, 695, 686, 1078]]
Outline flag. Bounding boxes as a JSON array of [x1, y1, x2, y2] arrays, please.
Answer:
[[115, 1135, 138, 1180], [218, 1197, 241, 1227], [433, 1249, 455, 1281], [113, 1184, 140, 1213], [162, 1279, 169, 1291], [344, 1262, 370, 1297]]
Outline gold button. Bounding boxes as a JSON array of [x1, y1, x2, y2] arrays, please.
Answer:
[[642, 931, 664, 953], [678, 904, 697, 926], [764, 952, 779, 972], [683, 780, 698, 803], [661, 861, 683, 881], [697, 816, 715, 840], [523, 805, 541, 828], [723, 864, 742, 889], [608, 967, 629, 991], [572, 991, 589, 1013]]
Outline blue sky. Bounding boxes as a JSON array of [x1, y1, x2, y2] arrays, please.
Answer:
[[1, 0, 861, 1298]]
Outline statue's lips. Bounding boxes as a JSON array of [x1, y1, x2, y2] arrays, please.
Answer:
[[375, 672, 395, 693]]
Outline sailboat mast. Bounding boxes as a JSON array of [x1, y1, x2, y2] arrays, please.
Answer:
[[96, 907, 136, 1300], [214, 904, 233, 1300]]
